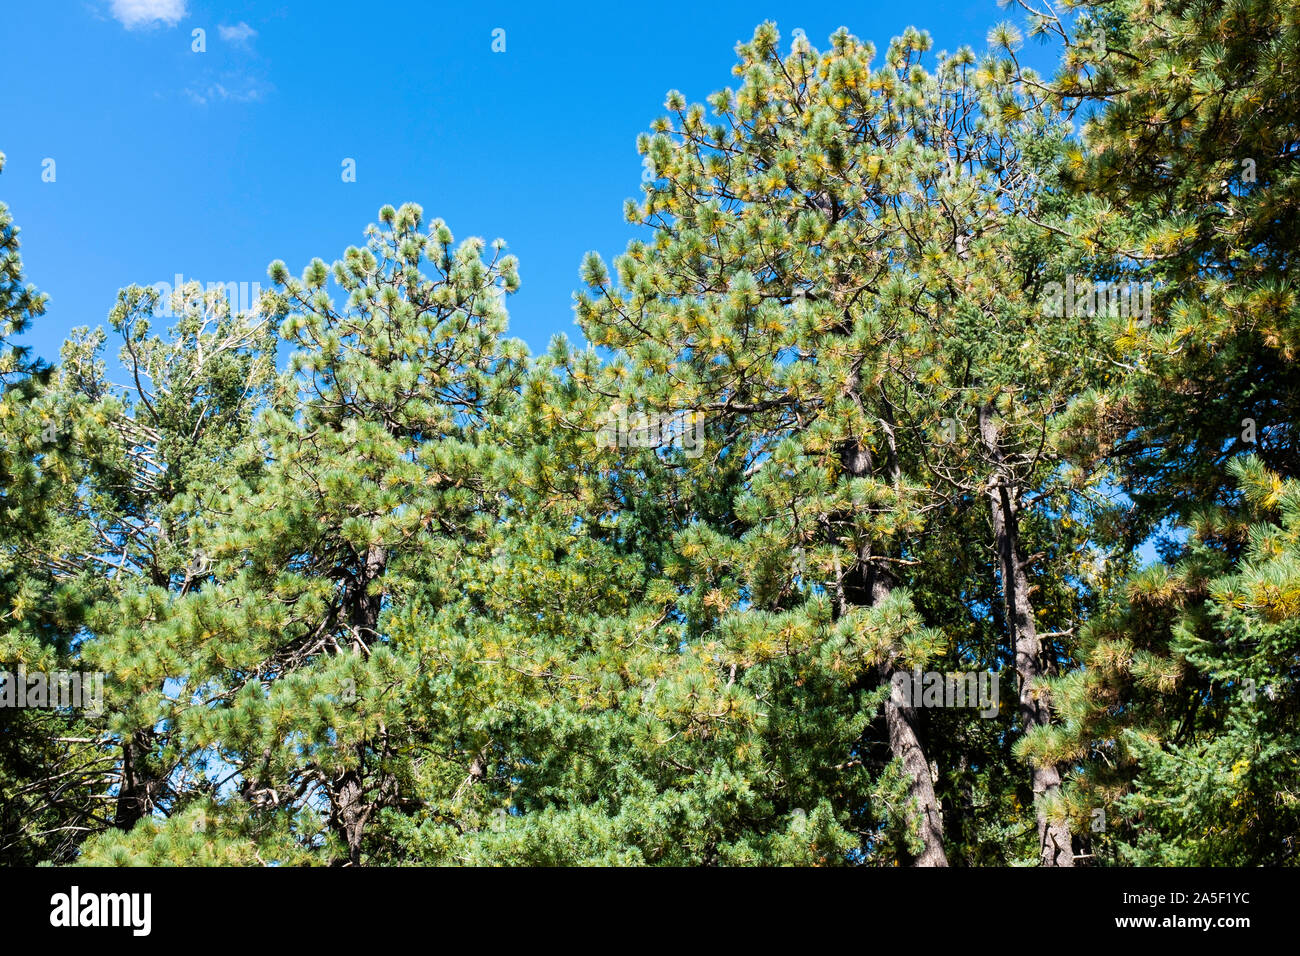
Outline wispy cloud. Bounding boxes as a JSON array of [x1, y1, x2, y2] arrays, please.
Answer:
[[109, 0, 187, 29], [218, 22, 258, 46], [184, 75, 271, 106]]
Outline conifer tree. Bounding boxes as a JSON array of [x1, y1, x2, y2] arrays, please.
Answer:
[[0, 148, 65, 863], [1, 282, 275, 860], [7, 6, 1296, 870], [574, 23, 1094, 865], [74, 205, 530, 865], [1003, 0, 1300, 862]]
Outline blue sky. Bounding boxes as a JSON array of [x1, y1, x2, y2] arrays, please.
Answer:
[[2, 0, 1059, 365]]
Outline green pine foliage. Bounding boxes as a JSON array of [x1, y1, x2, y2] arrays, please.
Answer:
[[1, 6, 1296, 867], [997, 0, 1300, 865], [0, 152, 47, 387]]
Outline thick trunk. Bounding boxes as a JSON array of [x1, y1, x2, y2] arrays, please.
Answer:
[[881, 669, 948, 866], [978, 405, 1073, 867], [113, 731, 156, 832], [840, 432, 948, 867], [329, 542, 388, 865], [347, 544, 387, 653], [332, 769, 368, 866]]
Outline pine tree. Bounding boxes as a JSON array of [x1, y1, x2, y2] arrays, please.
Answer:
[[76, 205, 529, 865], [1004, 0, 1300, 864], [8, 6, 1295, 870], [571, 23, 1098, 865], [0, 149, 70, 863], [1, 281, 275, 861]]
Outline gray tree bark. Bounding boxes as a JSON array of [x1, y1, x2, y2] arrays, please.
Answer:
[[329, 542, 388, 865], [978, 404, 1073, 867], [840, 427, 949, 867]]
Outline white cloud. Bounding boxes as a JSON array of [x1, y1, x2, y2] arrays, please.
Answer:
[[219, 22, 257, 46], [109, 0, 188, 29], [184, 77, 269, 106]]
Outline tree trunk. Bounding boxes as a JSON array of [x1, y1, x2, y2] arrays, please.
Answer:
[[840, 432, 949, 867], [977, 404, 1073, 867], [112, 730, 156, 832], [331, 769, 368, 866], [329, 542, 388, 865], [113, 548, 173, 833], [879, 662, 949, 866]]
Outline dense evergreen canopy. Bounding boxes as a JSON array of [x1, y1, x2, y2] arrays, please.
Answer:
[[1, 3, 1295, 866]]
